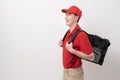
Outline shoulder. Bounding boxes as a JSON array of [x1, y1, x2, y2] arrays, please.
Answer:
[[77, 31, 88, 38]]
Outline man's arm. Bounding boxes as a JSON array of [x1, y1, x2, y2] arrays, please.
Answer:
[[66, 42, 94, 61], [58, 39, 63, 47]]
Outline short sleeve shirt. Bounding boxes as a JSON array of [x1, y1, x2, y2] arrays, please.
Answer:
[[63, 24, 93, 68]]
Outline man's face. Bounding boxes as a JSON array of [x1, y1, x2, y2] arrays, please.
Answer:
[[65, 13, 78, 26]]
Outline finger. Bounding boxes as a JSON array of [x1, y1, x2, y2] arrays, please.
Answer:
[[66, 42, 69, 46], [69, 42, 72, 45]]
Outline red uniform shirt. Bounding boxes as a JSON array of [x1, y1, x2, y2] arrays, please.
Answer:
[[63, 24, 93, 68]]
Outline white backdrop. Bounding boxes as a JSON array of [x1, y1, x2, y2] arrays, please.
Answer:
[[0, 0, 120, 80]]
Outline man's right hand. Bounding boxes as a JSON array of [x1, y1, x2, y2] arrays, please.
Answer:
[[58, 40, 63, 47]]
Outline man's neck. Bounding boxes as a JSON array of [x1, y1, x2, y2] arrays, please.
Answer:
[[69, 23, 77, 32]]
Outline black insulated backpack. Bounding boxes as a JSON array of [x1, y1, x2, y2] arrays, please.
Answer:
[[63, 29, 111, 66]]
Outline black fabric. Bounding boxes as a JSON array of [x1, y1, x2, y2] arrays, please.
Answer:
[[86, 33, 110, 65], [63, 29, 111, 66]]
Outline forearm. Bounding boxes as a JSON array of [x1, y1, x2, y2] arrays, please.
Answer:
[[71, 48, 94, 61], [65, 42, 94, 61]]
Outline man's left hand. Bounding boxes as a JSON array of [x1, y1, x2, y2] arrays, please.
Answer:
[[65, 42, 74, 54]]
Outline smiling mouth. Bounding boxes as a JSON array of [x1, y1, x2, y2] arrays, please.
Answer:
[[66, 20, 69, 23]]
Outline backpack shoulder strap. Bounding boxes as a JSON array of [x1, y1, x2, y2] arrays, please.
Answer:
[[62, 30, 69, 41], [68, 29, 84, 44], [67, 29, 84, 65], [63, 29, 85, 44]]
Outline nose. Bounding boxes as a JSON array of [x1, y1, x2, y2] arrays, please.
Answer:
[[65, 16, 67, 21], [65, 15, 68, 21]]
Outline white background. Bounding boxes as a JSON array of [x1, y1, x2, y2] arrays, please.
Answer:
[[0, 0, 120, 80]]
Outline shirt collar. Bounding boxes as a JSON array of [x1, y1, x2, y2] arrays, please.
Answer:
[[68, 24, 81, 36]]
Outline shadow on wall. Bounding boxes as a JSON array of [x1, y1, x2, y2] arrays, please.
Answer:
[[101, 50, 120, 80], [83, 46, 120, 80]]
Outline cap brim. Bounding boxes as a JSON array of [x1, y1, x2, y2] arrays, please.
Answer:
[[61, 9, 67, 13], [61, 9, 73, 14]]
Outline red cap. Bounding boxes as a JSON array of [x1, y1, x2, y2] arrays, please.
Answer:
[[61, 6, 82, 18]]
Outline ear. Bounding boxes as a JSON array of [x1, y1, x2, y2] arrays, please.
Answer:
[[75, 16, 79, 22]]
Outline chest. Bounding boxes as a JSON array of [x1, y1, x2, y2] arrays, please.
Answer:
[[63, 34, 80, 50]]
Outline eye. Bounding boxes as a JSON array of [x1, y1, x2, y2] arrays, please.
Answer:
[[66, 13, 72, 16]]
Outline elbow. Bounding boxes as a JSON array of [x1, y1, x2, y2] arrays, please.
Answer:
[[85, 53, 94, 61]]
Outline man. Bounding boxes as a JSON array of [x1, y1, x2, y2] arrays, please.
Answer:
[[58, 6, 94, 80]]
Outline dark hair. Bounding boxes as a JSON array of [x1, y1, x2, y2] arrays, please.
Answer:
[[74, 14, 80, 23]]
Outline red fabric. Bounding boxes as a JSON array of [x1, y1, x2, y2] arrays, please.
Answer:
[[61, 6, 82, 18], [63, 24, 93, 68]]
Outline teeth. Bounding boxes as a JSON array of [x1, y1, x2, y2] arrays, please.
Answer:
[[66, 20, 69, 22]]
